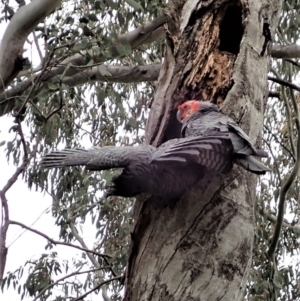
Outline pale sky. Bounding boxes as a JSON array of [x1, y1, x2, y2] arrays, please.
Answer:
[[0, 5, 125, 298], [0, 115, 54, 300], [0, 114, 100, 300], [0, 11, 55, 299]]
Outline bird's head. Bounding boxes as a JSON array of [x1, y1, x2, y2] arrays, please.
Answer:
[[177, 100, 218, 123]]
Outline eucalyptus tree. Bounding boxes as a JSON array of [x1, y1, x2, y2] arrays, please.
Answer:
[[1, 0, 300, 300]]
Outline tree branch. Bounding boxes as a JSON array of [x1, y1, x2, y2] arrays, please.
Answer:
[[72, 275, 123, 301], [264, 124, 295, 162], [32, 267, 115, 301], [0, 125, 41, 279], [0, 0, 61, 91], [268, 91, 280, 98], [258, 205, 300, 231], [284, 59, 300, 69], [270, 67, 297, 157], [59, 63, 161, 86], [9, 220, 111, 258], [0, 125, 27, 213], [0, 64, 162, 115], [69, 222, 111, 301], [268, 75, 300, 93], [1, 42, 294, 100], [271, 44, 300, 59], [0, 12, 165, 116], [1, 5, 299, 114], [268, 82, 300, 258], [41, 15, 165, 80], [262, 137, 282, 185], [0, 192, 9, 280]]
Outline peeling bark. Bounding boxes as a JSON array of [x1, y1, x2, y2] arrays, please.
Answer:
[[125, 1, 282, 301]]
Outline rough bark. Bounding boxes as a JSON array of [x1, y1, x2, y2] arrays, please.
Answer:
[[124, 1, 282, 301]]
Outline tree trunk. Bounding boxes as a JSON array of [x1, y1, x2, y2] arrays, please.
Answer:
[[124, 1, 282, 300]]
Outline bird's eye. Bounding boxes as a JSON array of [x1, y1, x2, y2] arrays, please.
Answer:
[[183, 105, 187, 109]]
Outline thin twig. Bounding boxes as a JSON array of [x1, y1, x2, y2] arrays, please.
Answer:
[[282, 88, 297, 157], [29, 101, 46, 119], [0, 192, 9, 280], [0, 128, 41, 279], [69, 223, 111, 301], [268, 83, 300, 258], [44, 63, 71, 121], [71, 276, 123, 301], [284, 58, 300, 69], [270, 68, 297, 156], [9, 220, 111, 258], [15, 45, 59, 117], [268, 76, 300, 93], [268, 91, 281, 99], [1, 151, 29, 195], [262, 138, 282, 185], [16, 117, 28, 161], [32, 267, 114, 301], [258, 205, 300, 231], [33, 31, 43, 62], [0, 15, 165, 109], [42, 190, 118, 279], [264, 124, 295, 162]]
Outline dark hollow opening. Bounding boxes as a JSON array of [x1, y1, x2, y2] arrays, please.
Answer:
[[219, 4, 244, 55]]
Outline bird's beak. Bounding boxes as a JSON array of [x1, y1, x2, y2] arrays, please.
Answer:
[[176, 109, 183, 123]]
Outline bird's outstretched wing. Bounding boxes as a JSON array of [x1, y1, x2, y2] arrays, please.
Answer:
[[150, 134, 233, 173], [40, 146, 155, 170]]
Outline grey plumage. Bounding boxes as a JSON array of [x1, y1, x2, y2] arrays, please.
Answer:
[[178, 101, 270, 175], [40, 135, 233, 198]]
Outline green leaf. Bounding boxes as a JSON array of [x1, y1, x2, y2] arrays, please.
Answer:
[[125, 0, 143, 11], [115, 42, 132, 56], [73, 39, 89, 52], [117, 11, 124, 26], [48, 82, 57, 91], [88, 14, 98, 22], [94, 1, 101, 9], [7, 141, 13, 152], [61, 76, 74, 85], [38, 89, 50, 102], [125, 117, 137, 130], [83, 26, 93, 37], [35, 114, 45, 123], [97, 89, 106, 106], [273, 271, 283, 289], [51, 93, 60, 104], [105, 0, 118, 9], [79, 16, 89, 24], [65, 16, 74, 25]]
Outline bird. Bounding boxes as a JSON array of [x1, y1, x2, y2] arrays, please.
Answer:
[[177, 100, 270, 175], [40, 134, 234, 198]]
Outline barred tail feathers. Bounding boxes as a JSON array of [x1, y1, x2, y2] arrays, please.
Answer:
[[234, 155, 270, 175]]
